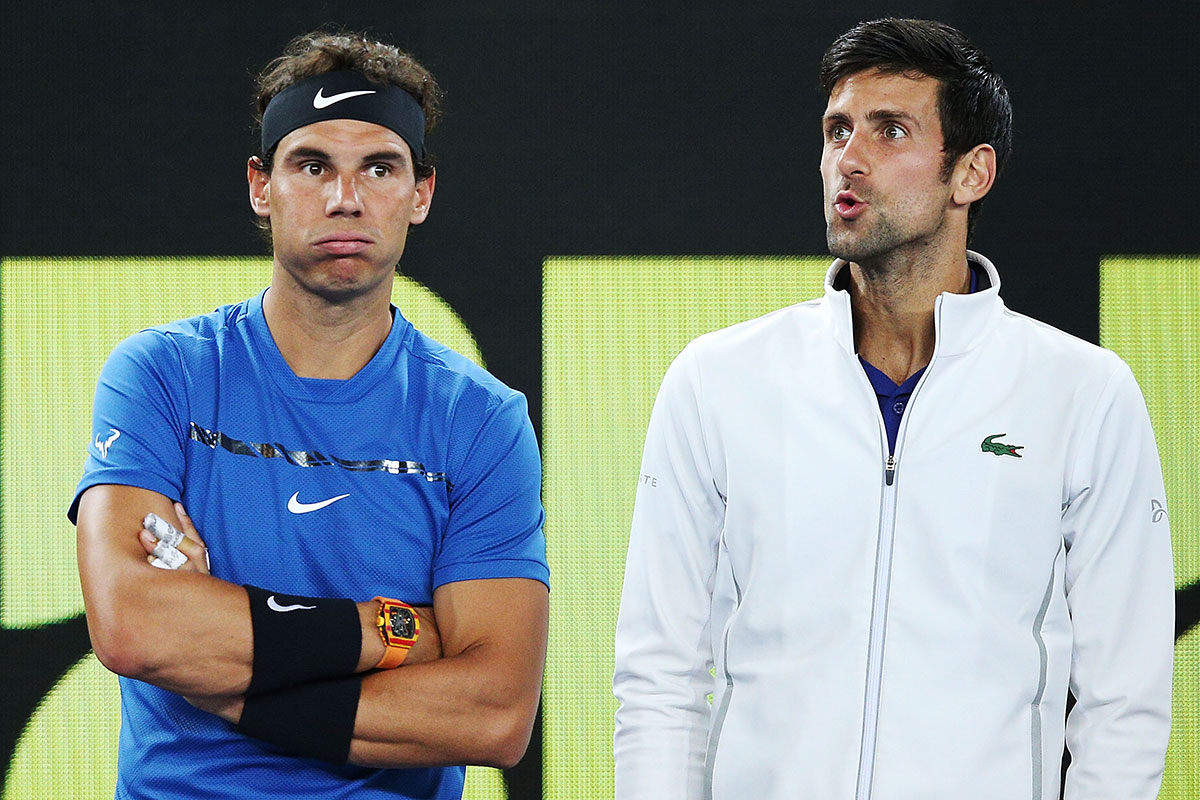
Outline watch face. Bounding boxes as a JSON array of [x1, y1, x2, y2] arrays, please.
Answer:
[[389, 607, 416, 640]]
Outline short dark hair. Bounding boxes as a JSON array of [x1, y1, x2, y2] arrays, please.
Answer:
[[252, 30, 443, 180], [820, 18, 1013, 235]]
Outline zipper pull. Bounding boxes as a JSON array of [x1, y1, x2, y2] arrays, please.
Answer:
[[885, 454, 896, 486]]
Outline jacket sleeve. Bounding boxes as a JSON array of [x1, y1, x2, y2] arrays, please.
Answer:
[[614, 344, 725, 800], [1060, 360, 1174, 800]]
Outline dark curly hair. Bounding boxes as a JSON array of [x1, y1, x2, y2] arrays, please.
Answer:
[[252, 30, 443, 180]]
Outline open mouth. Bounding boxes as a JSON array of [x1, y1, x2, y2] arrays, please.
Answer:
[[834, 192, 867, 219]]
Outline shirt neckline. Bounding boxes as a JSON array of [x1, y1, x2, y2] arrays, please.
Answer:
[[245, 288, 413, 403]]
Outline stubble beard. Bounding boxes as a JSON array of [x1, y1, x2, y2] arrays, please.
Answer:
[[826, 213, 907, 274]]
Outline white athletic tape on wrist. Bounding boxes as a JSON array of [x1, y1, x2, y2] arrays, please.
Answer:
[[150, 542, 188, 569], [144, 513, 185, 548]]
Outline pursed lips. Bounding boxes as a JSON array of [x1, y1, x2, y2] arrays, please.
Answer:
[[313, 233, 373, 255], [834, 190, 868, 220]]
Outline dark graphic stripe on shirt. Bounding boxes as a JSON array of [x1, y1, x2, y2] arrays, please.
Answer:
[[188, 422, 453, 487]]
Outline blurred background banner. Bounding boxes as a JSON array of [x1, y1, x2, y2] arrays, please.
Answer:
[[2, 2, 1196, 797]]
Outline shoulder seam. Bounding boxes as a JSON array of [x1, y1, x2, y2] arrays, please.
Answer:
[[405, 333, 515, 406]]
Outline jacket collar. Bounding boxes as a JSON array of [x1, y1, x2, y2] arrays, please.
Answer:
[[821, 249, 1005, 358]]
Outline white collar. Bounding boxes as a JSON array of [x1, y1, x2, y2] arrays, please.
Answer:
[[821, 250, 1005, 358]]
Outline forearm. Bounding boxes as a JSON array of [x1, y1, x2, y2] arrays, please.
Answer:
[[350, 640, 540, 769], [207, 578, 548, 769], [78, 485, 255, 696], [78, 484, 430, 697], [90, 573, 251, 696], [352, 578, 547, 768], [613, 571, 715, 799]]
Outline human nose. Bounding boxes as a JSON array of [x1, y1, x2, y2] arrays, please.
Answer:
[[326, 172, 364, 216], [837, 131, 869, 177]]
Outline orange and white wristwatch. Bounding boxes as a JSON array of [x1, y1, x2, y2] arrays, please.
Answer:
[[373, 597, 420, 669]]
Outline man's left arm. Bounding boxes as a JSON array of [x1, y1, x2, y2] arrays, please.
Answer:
[[1060, 360, 1174, 799], [350, 576, 548, 767], [191, 577, 546, 768], [349, 389, 549, 767]]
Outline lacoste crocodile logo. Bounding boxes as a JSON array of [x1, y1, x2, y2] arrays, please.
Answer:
[[981, 434, 1023, 458]]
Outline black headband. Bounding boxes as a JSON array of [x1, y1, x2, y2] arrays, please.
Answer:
[[260, 71, 427, 161]]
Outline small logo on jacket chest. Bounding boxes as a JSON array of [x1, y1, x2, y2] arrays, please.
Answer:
[[981, 433, 1023, 458]]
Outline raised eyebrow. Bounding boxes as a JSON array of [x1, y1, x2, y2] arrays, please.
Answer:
[[865, 108, 922, 129]]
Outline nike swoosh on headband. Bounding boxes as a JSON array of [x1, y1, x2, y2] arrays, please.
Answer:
[[312, 87, 377, 109], [267, 595, 316, 612], [288, 491, 350, 514]]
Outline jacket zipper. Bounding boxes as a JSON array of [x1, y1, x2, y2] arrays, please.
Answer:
[[853, 297, 943, 800], [854, 451, 899, 800]]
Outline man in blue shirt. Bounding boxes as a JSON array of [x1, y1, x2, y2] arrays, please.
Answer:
[[72, 31, 549, 800]]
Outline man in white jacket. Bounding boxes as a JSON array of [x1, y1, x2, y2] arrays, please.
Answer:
[[613, 17, 1174, 800]]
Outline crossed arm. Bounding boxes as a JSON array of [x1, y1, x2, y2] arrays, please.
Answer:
[[76, 483, 549, 769]]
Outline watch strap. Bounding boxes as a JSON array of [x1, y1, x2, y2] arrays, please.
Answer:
[[373, 597, 419, 669]]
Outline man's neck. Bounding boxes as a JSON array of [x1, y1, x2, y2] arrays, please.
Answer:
[[262, 277, 395, 380], [848, 248, 971, 385]]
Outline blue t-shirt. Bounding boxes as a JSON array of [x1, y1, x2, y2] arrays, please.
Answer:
[[70, 290, 549, 800], [859, 358, 924, 454]]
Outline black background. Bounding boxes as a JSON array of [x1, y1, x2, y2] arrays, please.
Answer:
[[2, 1, 1197, 796]]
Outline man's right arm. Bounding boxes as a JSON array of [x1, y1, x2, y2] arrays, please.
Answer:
[[613, 345, 726, 800], [76, 483, 428, 697], [77, 483, 254, 696]]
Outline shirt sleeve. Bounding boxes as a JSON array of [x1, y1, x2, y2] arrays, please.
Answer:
[[614, 344, 725, 800], [432, 391, 549, 589], [1060, 360, 1174, 800], [68, 329, 189, 524]]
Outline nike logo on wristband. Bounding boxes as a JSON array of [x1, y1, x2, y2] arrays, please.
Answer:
[[287, 492, 350, 514], [312, 88, 376, 109], [267, 595, 316, 613]]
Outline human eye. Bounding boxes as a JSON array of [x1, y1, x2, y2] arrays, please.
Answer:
[[826, 123, 851, 143], [300, 162, 325, 176], [882, 123, 908, 140], [367, 163, 393, 178]]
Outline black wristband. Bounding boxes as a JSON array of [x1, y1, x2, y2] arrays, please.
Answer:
[[237, 674, 363, 764], [243, 584, 362, 696]]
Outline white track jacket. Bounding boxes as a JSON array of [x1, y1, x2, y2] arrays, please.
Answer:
[[614, 253, 1174, 800]]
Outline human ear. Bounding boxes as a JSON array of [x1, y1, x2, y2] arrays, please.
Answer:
[[410, 168, 436, 225], [952, 144, 996, 206], [248, 156, 271, 218]]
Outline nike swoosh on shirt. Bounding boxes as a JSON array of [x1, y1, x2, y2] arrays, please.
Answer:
[[312, 88, 376, 109], [287, 491, 350, 514], [267, 595, 316, 613]]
